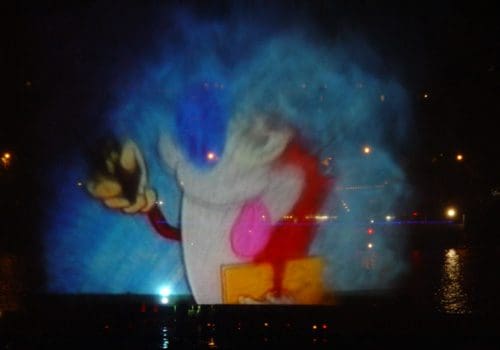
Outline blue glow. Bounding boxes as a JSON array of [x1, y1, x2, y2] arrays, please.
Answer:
[[159, 286, 172, 297], [174, 82, 229, 169], [43, 163, 187, 295], [42, 5, 413, 295]]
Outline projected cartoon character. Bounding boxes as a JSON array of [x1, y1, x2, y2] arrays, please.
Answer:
[[86, 85, 332, 304]]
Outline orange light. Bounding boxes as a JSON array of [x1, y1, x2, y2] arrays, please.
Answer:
[[1, 152, 11, 168], [456, 154, 463, 161], [445, 207, 457, 219], [363, 146, 372, 154], [206, 151, 217, 161]]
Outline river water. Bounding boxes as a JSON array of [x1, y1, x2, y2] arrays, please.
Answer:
[[1, 229, 499, 348], [412, 244, 498, 315]]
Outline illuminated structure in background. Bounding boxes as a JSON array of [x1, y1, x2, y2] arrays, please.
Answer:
[[87, 85, 333, 304]]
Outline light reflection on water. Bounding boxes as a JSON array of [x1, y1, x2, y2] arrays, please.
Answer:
[[161, 323, 169, 349], [436, 248, 472, 314]]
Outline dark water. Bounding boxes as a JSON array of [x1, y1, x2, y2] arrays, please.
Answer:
[[1, 230, 499, 349], [409, 245, 499, 315]]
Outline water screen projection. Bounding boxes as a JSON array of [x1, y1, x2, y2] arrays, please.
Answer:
[[43, 4, 411, 304]]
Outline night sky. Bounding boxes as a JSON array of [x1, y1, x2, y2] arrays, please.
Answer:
[[1, 0, 499, 293]]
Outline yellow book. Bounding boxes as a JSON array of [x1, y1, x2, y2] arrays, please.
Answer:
[[221, 256, 326, 304]]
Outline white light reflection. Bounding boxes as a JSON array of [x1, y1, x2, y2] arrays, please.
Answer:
[[159, 286, 171, 304], [161, 324, 169, 349], [437, 248, 471, 314]]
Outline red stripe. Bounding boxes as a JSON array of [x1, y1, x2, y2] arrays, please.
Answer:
[[253, 139, 333, 295]]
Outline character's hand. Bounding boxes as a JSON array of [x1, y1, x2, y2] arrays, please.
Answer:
[[238, 291, 294, 305], [86, 140, 157, 214]]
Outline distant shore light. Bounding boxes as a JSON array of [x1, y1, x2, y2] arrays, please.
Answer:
[[445, 207, 457, 219]]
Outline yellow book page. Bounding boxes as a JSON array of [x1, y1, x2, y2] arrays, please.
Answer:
[[221, 256, 326, 304]]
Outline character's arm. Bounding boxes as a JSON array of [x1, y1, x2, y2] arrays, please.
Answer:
[[86, 139, 181, 241], [147, 204, 181, 241]]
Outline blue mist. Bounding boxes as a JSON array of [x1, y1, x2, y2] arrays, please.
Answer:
[[43, 5, 412, 295]]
